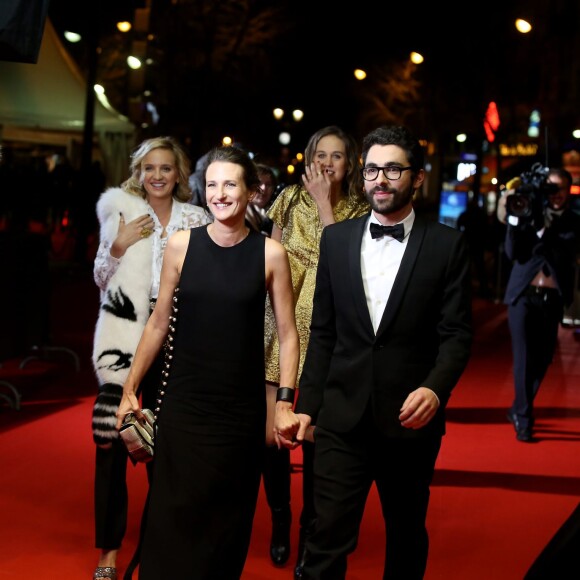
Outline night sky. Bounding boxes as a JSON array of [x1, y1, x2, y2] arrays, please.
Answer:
[[39, 0, 580, 161]]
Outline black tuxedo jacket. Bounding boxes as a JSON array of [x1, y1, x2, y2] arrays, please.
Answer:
[[503, 208, 580, 308], [295, 213, 473, 439]]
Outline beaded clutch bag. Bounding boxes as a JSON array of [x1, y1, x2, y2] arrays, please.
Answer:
[[119, 409, 155, 464]]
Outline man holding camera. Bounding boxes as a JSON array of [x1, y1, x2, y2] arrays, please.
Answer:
[[498, 166, 580, 442]]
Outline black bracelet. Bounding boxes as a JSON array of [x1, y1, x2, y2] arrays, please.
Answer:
[[276, 387, 295, 404]]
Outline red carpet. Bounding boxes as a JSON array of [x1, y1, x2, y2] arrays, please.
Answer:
[[1, 267, 580, 579]]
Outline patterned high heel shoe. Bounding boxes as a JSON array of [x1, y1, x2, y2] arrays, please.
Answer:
[[93, 566, 117, 580]]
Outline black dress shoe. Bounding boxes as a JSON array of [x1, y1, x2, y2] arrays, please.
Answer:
[[294, 521, 315, 579], [294, 543, 306, 579], [269, 507, 291, 566], [516, 428, 533, 442], [507, 411, 533, 442]]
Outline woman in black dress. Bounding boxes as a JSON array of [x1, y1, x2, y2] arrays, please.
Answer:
[[116, 146, 300, 579]]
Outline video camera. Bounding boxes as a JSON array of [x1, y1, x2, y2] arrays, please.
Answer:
[[505, 162, 559, 228]]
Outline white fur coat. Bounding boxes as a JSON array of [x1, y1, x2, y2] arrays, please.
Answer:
[[91, 187, 154, 444]]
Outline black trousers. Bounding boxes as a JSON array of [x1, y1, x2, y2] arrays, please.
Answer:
[[508, 287, 563, 431], [262, 440, 316, 527], [303, 411, 441, 580], [94, 352, 163, 550], [263, 445, 291, 510]]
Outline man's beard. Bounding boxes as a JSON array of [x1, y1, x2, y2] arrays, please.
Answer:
[[364, 184, 414, 215]]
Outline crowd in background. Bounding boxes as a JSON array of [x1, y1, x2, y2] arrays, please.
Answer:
[[3, 140, 562, 306]]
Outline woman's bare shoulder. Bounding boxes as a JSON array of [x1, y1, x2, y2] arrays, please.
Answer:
[[265, 236, 288, 262], [265, 235, 286, 252], [167, 229, 191, 250]]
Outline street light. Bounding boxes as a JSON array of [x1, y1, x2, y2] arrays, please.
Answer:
[[64, 31, 81, 43], [292, 109, 304, 122], [127, 55, 142, 70], [515, 19, 532, 34], [410, 51, 424, 64], [273, 106, 304, 166]]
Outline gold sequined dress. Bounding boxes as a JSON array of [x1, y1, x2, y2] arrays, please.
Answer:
[[264, 184, 369, 383]]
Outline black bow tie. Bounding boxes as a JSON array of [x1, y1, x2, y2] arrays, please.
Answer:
[[369, 222, 405, 242]]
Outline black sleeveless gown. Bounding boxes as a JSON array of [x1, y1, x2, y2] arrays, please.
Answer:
[[139, 226, 267, 579]]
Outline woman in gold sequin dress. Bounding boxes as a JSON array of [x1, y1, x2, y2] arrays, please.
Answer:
[[263, 126, 369, 578]]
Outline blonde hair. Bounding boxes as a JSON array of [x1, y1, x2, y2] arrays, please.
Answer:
[[122, 136, 192, 202]]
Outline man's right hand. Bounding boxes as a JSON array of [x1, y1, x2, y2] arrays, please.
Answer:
[[274, 411, 313, 449], [294, 413, 313, 443]]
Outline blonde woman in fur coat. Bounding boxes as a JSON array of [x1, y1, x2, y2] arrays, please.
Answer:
[[91, 136, 210, 580]]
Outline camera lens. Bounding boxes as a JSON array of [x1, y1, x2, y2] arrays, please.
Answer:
[[506, 194, 531, 218]]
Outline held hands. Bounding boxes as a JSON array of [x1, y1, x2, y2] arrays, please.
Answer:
[[399, 387, 440, 430], [110, 213, 156, 259], [273, 404, 313, 449]]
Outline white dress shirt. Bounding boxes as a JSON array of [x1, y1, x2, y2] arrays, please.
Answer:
[[361, 210, 415, 334]]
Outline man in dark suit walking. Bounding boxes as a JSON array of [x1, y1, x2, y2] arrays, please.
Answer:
[[287, 125, 473, 579]]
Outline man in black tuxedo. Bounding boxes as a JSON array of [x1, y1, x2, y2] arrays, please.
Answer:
[[499, 167, 580, 442], [289, 125, 473, 579]]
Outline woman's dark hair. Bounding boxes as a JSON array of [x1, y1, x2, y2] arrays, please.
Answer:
[[203, 146, 260, 191], [256, 163, 279, 187]]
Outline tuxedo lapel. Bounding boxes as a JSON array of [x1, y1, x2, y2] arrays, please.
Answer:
[[375, 216, 426, 337], [348, 214, 374, 334]]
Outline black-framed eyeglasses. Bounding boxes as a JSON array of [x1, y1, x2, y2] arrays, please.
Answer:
[[361, 166, 412, 181]]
